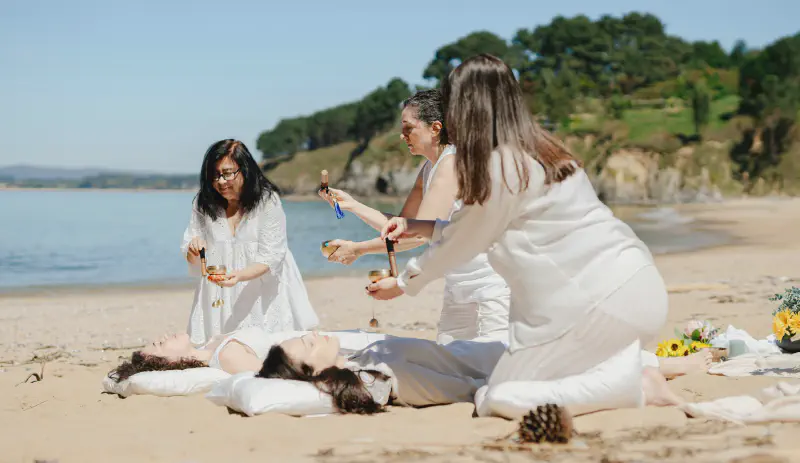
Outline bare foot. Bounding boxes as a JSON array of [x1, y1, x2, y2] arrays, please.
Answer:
[[642, 367, 684, 407], [658, 350, 713, 380]]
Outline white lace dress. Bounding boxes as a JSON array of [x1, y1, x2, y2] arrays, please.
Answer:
[[181, 193, 319, 345]]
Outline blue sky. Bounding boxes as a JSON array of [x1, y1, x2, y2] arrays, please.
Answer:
[[2, 0, 798, 173]]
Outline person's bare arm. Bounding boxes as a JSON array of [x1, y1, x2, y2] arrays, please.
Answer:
[[342, 160, 459, 257], [215, 340, 264, 374]]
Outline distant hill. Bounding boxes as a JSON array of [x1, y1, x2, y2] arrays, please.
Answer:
[[0, 164, 115, 181], [0, 164, 198, 190]]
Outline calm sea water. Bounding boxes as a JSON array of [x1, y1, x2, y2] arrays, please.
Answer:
[[0, 190, 729, 290]]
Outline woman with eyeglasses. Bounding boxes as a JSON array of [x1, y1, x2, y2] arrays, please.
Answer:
[[181, 139, 319, 345]]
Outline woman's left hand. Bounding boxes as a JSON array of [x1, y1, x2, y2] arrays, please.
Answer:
[[211, 272, 240, 287], [366, 277, 404, 300]]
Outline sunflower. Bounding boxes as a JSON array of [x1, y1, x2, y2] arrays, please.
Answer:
[[773, 314, 788, 341], [788, 313, 800, 337], [677, 345, 691, 356], [666, 338, 683, 354], [690, 341, 711, 353], [776, 310, 792, 326], [655, 346, 668, 357]]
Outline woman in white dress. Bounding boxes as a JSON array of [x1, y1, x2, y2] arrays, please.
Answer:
[[181, 139, 318, 345], [319, 90, 510, 344], [369, 55, 675, 431]]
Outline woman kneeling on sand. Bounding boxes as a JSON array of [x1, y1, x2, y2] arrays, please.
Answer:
[[363, 54, 688, 439]]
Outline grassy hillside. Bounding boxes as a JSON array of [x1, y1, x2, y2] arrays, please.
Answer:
[[264, 95, 745, 196]]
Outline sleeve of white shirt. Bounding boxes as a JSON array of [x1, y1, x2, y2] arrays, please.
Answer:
[[180, 202, 205, 277], [252, 194, 289, 273], [398, 148, 545, 296]]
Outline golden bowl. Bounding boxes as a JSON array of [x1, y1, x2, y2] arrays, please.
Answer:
[[206, 265, 227, 275], [321, 240, 339, 258], [368, 269, 391, 283]]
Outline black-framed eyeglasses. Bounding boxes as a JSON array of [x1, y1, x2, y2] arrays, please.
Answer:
[[213, 170, 240, 182]]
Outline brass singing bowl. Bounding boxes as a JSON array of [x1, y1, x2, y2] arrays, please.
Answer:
[[321, 240, 339, 258], [368, 269, 392, 283], [206, 265, 227, 275]]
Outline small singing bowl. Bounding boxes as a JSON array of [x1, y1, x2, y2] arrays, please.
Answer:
[[206, 265, 227, 275], [368, 269, 391, 283], [321, 240, 339, 258]]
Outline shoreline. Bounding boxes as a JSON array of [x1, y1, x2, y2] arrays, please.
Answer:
[[0, 202, 740, 297], [3, 185, 793, 205]]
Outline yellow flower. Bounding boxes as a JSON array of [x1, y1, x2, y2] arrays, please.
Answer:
[[776, 310, 792, 326], [690, 341, 711, 352], [655, 346, 668, 357], [677, 345, 691, 357], [773, 314, 788, 341], [788, 313, 800, 336], [667, 338, 683, 354]]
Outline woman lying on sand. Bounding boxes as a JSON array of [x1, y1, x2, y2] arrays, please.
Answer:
[[108, 327, 272, 382], [257, 331, 685, 415]]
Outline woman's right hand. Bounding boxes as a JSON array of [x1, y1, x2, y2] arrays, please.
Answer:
[[325, 239, 362, 265], [381, 217, 414, 241], [318, 187, 356, 211], [187, 237, 207, 257]]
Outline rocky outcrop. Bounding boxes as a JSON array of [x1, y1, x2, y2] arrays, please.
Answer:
[[338, 160, 420, 196], [592, 147, 724, 204], [281, 135, 741, 204]]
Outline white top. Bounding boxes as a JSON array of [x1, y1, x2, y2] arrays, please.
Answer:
[[346, 337, 505, 407], [207, 326, 276, 370], [420, 145, 511, 306], [181, 193, 319, 345], [421, 146, 510, 344], [399, 147, 654, 352]]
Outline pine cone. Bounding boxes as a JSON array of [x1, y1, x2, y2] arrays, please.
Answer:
[[518, 404, 570, 444]]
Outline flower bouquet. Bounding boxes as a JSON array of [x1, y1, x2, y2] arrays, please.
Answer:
[[770, 286, 800, 353], [655, 319, 719, 358]]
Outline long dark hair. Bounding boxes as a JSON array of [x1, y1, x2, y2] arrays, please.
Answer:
[[441, 54, 579, 205], [108, 352, 206, 383], [196, 139, 280, 220], [257, 345, 389, 415], [402, 89, 448, 145]]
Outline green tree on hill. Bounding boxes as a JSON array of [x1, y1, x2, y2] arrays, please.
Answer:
[[689, 79, 712, 135], [423, 31, 517, 86], [256, 117, 308, 160], [351, 78, 411, 143], [690, 40, 731, 69], [733, 32, 800, 184], [514, 13, 693, 97]]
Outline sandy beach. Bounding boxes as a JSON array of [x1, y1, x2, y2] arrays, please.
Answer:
[[2, 197, 800, 462]]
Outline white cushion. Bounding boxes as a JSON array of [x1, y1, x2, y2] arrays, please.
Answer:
[[206, 372, 335, 416], [102, 367, 231, 397], [475, 340, 644, 419]]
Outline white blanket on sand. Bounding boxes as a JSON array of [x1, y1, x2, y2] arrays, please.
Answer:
[[708, 325, 800, 378], [681, 381, 800, 424]]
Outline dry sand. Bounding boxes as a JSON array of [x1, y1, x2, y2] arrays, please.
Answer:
[[2, 197, 800, 462]]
